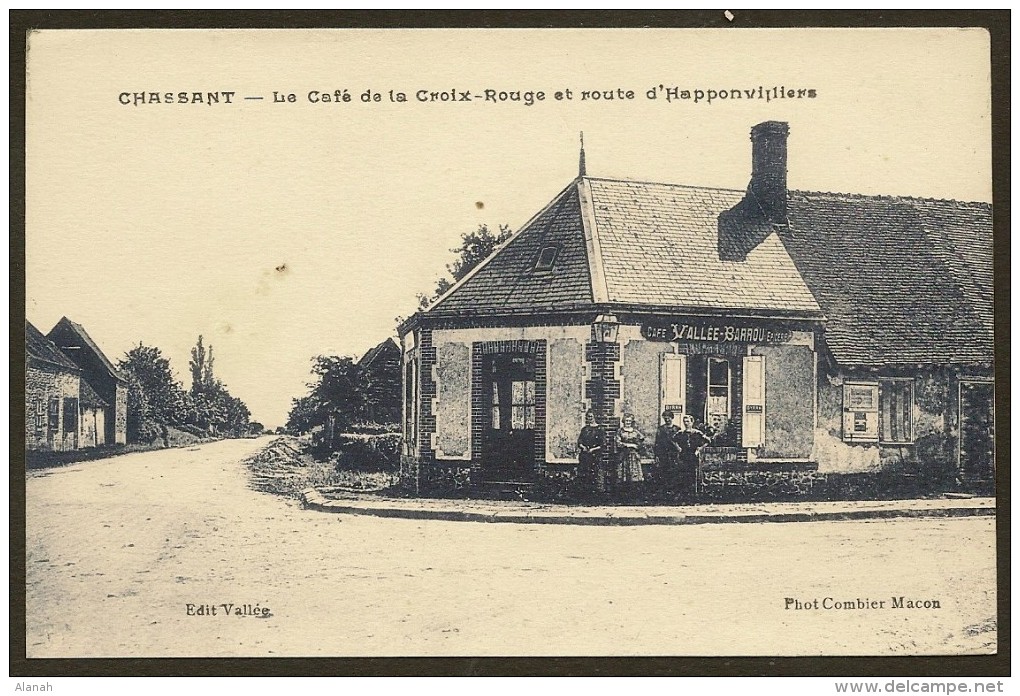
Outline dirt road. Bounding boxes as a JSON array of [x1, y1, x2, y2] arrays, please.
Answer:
[[25, 438, 996, 657]]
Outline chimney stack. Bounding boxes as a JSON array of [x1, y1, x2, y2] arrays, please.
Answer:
[[717, 121, 790, 261], [749, 120, 789, 224]]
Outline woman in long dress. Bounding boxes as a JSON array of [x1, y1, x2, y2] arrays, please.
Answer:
[[616, 413, 645, 490]]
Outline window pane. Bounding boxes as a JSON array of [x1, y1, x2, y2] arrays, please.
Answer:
[[849, 386, 877, 410], [524, 380, 535, 406], [492, 406, 500, 430], [512, 406, 525, 429], [491, 381, 499, 406], [525, 405, 535, 430], [709, 358, 729, 386], [512, 381, 525, 405]]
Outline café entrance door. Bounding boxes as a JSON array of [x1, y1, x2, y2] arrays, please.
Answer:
[[481, 353, 537, 482]]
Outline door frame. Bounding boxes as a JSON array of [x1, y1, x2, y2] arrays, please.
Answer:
[[471, 340, 547, 481], [957, 377, 995, 481]]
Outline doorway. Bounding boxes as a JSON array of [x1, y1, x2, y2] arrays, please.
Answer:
[[481, 352, 537, 482], [959, 380, 994, 488]]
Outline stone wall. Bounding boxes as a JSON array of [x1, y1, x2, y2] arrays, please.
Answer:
[[25, 365, 79, 452]]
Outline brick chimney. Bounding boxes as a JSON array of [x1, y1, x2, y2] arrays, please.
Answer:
[[718, 121, 790, 261], [749, 120, 789, 224]]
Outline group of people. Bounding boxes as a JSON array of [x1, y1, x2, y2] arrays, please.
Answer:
[[576, 410, 710, 501]]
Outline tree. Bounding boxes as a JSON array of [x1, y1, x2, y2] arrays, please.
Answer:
[[418, 223, 512, 309], [118, 343, 188, 429], [189, 335, 215, 392], [285, 355, 371, 447], [183, 335, 252, 437]]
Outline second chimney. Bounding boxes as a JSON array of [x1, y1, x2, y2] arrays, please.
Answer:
[[749, 120, 789, 224]]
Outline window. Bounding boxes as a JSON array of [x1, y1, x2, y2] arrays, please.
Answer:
[[510, 380, 536, 429], [843, 382, 879, 442], [63, 397, 79, 434], [879, 379, 913, 443], [533, 246, 559, 272], [48, 397, 60, 432], [706, 357, 731, 431], [491, 381, 501, 430], [843, 380, 913, 444], [35, 399, 45, 431]]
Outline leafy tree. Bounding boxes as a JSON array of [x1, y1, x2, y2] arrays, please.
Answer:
[[285, 355, 372, 448], [418, 223, 512, 309], [182, 335, 252, 437], [189, 335, 215, 392], [124, 372, 159, 443], [118, 344, 188, 428]]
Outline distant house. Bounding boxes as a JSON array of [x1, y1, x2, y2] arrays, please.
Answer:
[[48, 317, 128, 446], [358, 338, 401, 424], [26, 321, 82, 452]]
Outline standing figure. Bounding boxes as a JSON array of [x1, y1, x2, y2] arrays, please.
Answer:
[[616, 414, 645, 493], [653, 410, 682, 489], [675, 415, 710, 501], [576, 411, 606, 495]]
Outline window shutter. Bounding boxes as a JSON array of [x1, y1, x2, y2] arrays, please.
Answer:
[[660, 354, 686, 416], [742, 355, 766, 447], [843, 383, 879, 442]]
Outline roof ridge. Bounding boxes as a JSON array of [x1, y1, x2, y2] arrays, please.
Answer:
[[789, 189, 992, 207], [582, 176, 990, 207]]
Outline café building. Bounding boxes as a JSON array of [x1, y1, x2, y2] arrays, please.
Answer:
[[397, 122, 994, 494]]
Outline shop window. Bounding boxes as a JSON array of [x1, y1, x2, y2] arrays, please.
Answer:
[[48, 397, 60, 432], [842, 382, 879, 442], [706, 357, 731, 432], [63, 397, 79, 434], [533, 246, 559, 272], [879, 379, 913, 444]]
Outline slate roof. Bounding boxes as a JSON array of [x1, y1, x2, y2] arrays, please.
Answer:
[[781, 192, 993, 367], [587, 178, 820, 313], [26, 321, 80, 371], [48, 317, 129, 383], [429, 182, 595, 315], [423, 176, 992, 368], [429, 177, 819, 317], [358, 337, 400, 369], [79, 379, 109, 408]]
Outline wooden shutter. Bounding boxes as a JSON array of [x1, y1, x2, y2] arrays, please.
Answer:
[[660, 353, 687, 417], [742, 355, 766, 447]]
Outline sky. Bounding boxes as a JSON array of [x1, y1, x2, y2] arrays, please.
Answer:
[[25, 28, 992, 428]]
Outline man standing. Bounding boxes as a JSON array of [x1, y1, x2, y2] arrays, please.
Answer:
[[675, 415, 710, 502], [653, 410, 682, 494]]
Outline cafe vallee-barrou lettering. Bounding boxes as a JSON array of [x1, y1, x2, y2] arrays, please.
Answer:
[[642, 322, 794, 344]]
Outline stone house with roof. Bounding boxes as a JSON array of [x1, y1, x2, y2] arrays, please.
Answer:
[[48, 316, 129, 446], [397, 121, 994, 495], [26, 321, 83, 452]]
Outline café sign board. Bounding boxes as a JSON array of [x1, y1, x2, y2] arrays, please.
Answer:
[[641, 321, 794, 344]]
